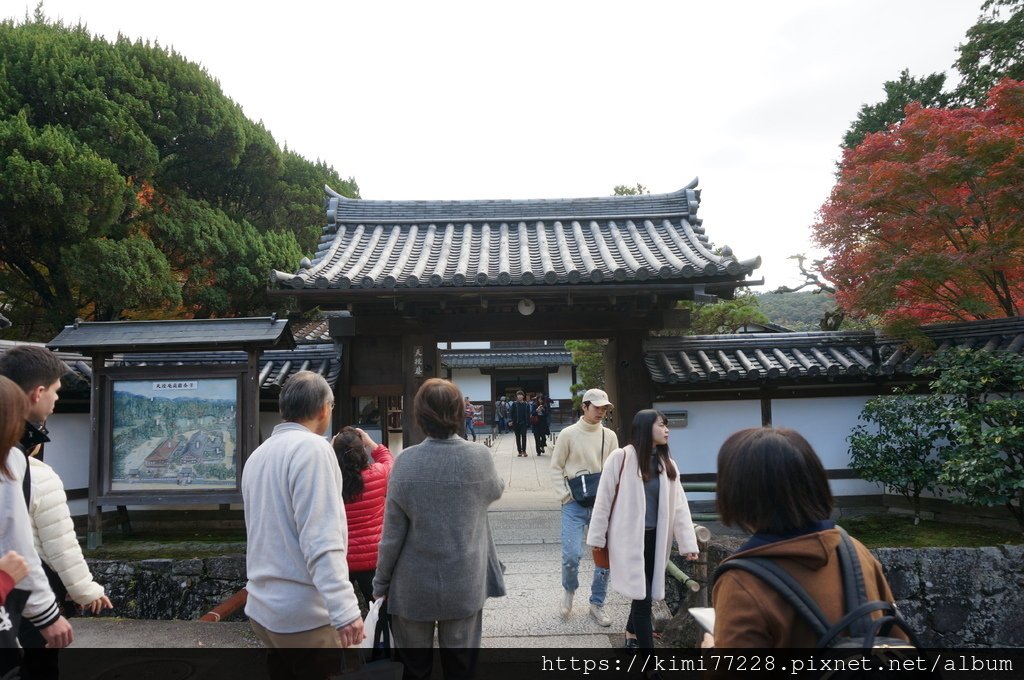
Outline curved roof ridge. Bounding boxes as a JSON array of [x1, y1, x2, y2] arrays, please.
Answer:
[[323, 179, 701, 224], [646, 330, 878, 345]]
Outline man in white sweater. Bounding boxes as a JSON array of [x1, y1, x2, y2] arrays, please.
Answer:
[[243, 371, 363, 667], [550, 388, 619, 627]]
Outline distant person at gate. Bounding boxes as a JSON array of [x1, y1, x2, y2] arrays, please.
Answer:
[[332, 426, 393, 612], [509, 390, 532, 456], [550, 388, 618, 627], [494, 395, 509, 434], [463, 397, 478, 442], [243, 371, 362, 673], [531, 393, 551, 456]]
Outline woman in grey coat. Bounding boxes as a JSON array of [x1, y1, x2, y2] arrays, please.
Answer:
[[373, 378, 505, 680]]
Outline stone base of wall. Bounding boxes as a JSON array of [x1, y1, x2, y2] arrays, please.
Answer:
[[84, 539, 1023, 648], [87, 556, 248, 621]]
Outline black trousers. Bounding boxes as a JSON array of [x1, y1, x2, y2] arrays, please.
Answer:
[[625, 528, 657, 648], [534, 431, 547, 453], [350, 569, 375, 613], [513, 426, 528, 453]]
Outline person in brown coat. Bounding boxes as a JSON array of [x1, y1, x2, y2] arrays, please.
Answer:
[[708, 427, 905, 648]]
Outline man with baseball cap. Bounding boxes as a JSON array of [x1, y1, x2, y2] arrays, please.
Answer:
[[549, 388, 618, 626]]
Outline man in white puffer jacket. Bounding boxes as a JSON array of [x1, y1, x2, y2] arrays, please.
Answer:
[[27, 456, 111, 613]]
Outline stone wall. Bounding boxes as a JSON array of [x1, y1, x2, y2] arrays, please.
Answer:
[[877, 545, 1024, 647], [662, 539, 1024, 648], [87, 556, 247, 621], [84, 542, 1023, 648]]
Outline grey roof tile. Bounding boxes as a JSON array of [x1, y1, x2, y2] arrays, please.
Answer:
[[441, 351, 573, 370], [48, 318, 293, 352], [273, 180, 761, 290], [0, 341, 340, 396], [645, 318, 1024, 385], [117, 344, 341, 391]]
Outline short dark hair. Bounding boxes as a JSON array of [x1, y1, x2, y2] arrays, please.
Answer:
[[279, 371, 333, 422], [0, 376, 28, 479], [414, 378, 463, 439], [716, 427, 834, 534], [0, 345, 67, 393]]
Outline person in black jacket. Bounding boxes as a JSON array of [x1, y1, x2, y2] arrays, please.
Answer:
[[508, 391, 532, 457], [531, 394, 551, 455]]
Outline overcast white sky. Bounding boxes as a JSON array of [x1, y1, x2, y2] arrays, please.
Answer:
[[7, 0, 983, 288]]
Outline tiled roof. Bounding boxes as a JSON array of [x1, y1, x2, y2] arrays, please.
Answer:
[[0, 340, 94, 392], [876, 317, 1024, 374], [645, 318, 1024, 385], [0, 342, 340, 396], [116, 344, 341, 392], [273, 179, 760, 291], [48, 317, 294, 352], [442, 351, 573, 369], [291, 318, 331, 343]]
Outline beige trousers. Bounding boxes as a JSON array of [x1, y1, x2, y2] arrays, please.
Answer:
[[249, 618, 341, 648]]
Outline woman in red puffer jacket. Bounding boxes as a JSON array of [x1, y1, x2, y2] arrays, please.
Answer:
[[332, 426, 394, 608]]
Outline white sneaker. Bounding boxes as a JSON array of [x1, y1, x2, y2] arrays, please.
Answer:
[[559, 590, 574, 619], [589, 603, 612, 627]]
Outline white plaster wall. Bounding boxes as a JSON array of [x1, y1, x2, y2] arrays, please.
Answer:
[[830, 479, 885, 496], [770, 396, 871, 471], [654, 400, 762, 475], [40, 413, 91, 516], [442, 342, 490, 350], [450, 370, 491, 402], [38, 413, 90, 488], [772, 396, 881, 499], [548, 366, 573, 401]]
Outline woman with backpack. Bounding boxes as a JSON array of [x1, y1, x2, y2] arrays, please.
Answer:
[[707, 427, 909, 648]]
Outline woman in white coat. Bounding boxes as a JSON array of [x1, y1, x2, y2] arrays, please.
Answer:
[[587, 409, 699, 649]]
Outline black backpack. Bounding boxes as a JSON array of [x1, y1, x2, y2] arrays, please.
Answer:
[[714, 527, 920, 649]]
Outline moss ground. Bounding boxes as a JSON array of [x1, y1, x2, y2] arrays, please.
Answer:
[[840, 514, 1023, 549], [84, 528, 246, 560], [81, 513, 1023, 559]]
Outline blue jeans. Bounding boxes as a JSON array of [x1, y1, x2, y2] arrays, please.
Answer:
[[561, 500, 609, 604], [464, 417, 476, 439]]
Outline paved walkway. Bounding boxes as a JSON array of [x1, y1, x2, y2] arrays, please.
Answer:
[[68, 431, 661, 648]]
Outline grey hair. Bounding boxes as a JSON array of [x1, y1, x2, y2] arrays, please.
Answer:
[[279, 371, 333, 422]]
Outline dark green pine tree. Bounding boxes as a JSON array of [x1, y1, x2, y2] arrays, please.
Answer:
[[0, 11, 359, 339]]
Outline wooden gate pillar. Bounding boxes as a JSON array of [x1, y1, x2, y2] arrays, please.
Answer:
[[605, 332, 653, 445], [401, 333, 439, 448]]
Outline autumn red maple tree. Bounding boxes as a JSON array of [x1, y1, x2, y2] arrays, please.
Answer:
[[814, 79, 1024, 324]]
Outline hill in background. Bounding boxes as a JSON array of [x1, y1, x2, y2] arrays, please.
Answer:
[[755, 291, 839, 331]]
